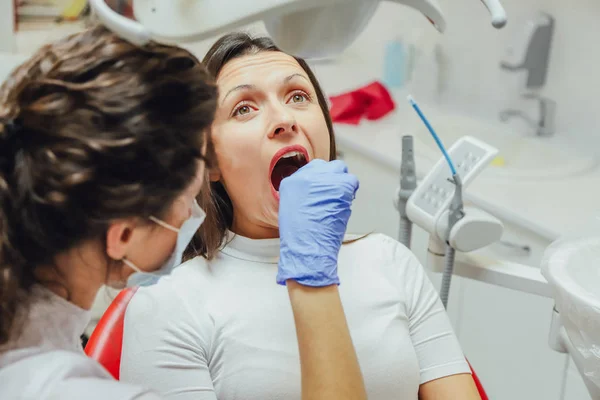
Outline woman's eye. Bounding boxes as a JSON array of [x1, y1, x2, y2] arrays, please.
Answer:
[[289, 91, 309, 103], [233, 104, 251, 116]]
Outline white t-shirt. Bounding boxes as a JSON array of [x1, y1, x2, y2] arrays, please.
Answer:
[[120, 233, 470, 400], [0, 285, 159, 400]]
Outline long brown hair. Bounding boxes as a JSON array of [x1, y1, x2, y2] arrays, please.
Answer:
[[0, 26, 217, 345], [188, 33, 339, 259]]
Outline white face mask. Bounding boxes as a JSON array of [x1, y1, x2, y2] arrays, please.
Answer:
[[124, 199, 206, 287]]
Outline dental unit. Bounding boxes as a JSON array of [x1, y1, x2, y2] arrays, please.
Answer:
[[396, 96, 503, 308], [397, 98, 600, 398]]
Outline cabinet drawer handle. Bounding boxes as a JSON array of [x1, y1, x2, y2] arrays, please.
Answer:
[[496, 240, 531, 256]]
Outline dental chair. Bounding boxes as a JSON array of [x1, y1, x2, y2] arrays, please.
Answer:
[[84, 286, 139, 379], [85, 286, 488, 399]]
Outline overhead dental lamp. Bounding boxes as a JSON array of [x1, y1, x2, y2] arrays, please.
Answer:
[[89, 0, 507, 59]]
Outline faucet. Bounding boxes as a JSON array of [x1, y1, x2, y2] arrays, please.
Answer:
[[500, 12, 555, 89], [499, 93, 556, 137], [499, 11, 557, 137]]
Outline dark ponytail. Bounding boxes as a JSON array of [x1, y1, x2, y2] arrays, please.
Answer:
[[0, 25, 217, 345]]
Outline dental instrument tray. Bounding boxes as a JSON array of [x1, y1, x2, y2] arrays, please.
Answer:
[[407, 136, 498, 236]]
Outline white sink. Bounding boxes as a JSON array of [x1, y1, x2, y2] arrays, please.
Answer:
[[542, 235, 600, 399], [407, 113, 599, 179]]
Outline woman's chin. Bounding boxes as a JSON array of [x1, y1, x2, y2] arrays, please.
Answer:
[[262, 205, 281, 235]]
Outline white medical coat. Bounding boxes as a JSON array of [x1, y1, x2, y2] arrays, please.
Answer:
[[0, 285, 159, 400]]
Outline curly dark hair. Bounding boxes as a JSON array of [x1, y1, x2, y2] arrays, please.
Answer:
[[0, 25, 217, 345]]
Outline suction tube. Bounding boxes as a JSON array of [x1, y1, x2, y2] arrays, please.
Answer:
[[399, 217, 413, 249], [439, 246, 456, 308], [440, 174, 465, 309]]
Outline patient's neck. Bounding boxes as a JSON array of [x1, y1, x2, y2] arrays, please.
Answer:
[[232, 214, 279, 240]]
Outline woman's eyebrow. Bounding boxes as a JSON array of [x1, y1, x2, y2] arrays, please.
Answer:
[[284, 73, 310, 84], [221, 84, 256, 105], [220, 74, 309, 105]]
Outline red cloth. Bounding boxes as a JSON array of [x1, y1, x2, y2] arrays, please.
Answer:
[[329, 81, 396, 125]]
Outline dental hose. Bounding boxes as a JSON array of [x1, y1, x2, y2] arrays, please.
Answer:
[[398, 135, 462, 309], [440, 174, 464, 309], [398, 136, 417, 248], [405, 95, 465, 310]]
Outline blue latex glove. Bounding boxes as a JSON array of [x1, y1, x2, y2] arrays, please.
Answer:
[[277, 159, 359, 287]]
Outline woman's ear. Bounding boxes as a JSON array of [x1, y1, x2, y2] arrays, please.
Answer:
[[105, 220, 136, 260]]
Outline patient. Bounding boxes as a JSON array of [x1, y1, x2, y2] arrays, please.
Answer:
[[120, 33, 481, 400]]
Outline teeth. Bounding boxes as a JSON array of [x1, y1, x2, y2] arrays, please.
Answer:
[[281, 151, 302, 159]]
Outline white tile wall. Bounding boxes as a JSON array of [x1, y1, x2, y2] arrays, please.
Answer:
[[0, 0, 16, 52]]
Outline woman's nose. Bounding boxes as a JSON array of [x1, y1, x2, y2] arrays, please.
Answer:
[[268, 108, 297, 138]]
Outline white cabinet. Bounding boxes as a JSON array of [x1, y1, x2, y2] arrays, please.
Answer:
[[336, 140, 574, 400], [457, 279, 566, 400]]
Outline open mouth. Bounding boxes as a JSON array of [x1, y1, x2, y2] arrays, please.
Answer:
[[270, 146, 309, 192]]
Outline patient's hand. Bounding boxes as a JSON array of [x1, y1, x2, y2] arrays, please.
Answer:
[[276, 159, 359, 287]]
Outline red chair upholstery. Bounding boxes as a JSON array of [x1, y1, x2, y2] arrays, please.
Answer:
[[84, 286, 139, 380], [468, 360, 488, 400], [85, 285, 489, 399]]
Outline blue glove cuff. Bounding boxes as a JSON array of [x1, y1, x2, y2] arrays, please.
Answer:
[[276, 253, 340, 287]]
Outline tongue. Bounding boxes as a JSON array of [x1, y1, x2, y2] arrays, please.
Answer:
[[271, 164, 300, 191]]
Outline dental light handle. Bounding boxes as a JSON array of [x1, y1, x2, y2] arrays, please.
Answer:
[[89, 0, 151, 45], [479, 0, 508, 29]]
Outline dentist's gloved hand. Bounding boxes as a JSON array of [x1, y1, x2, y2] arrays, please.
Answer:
[[277, 159, 359, 287]]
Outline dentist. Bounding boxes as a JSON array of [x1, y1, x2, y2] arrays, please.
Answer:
[[0, 25, 365, 400]]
